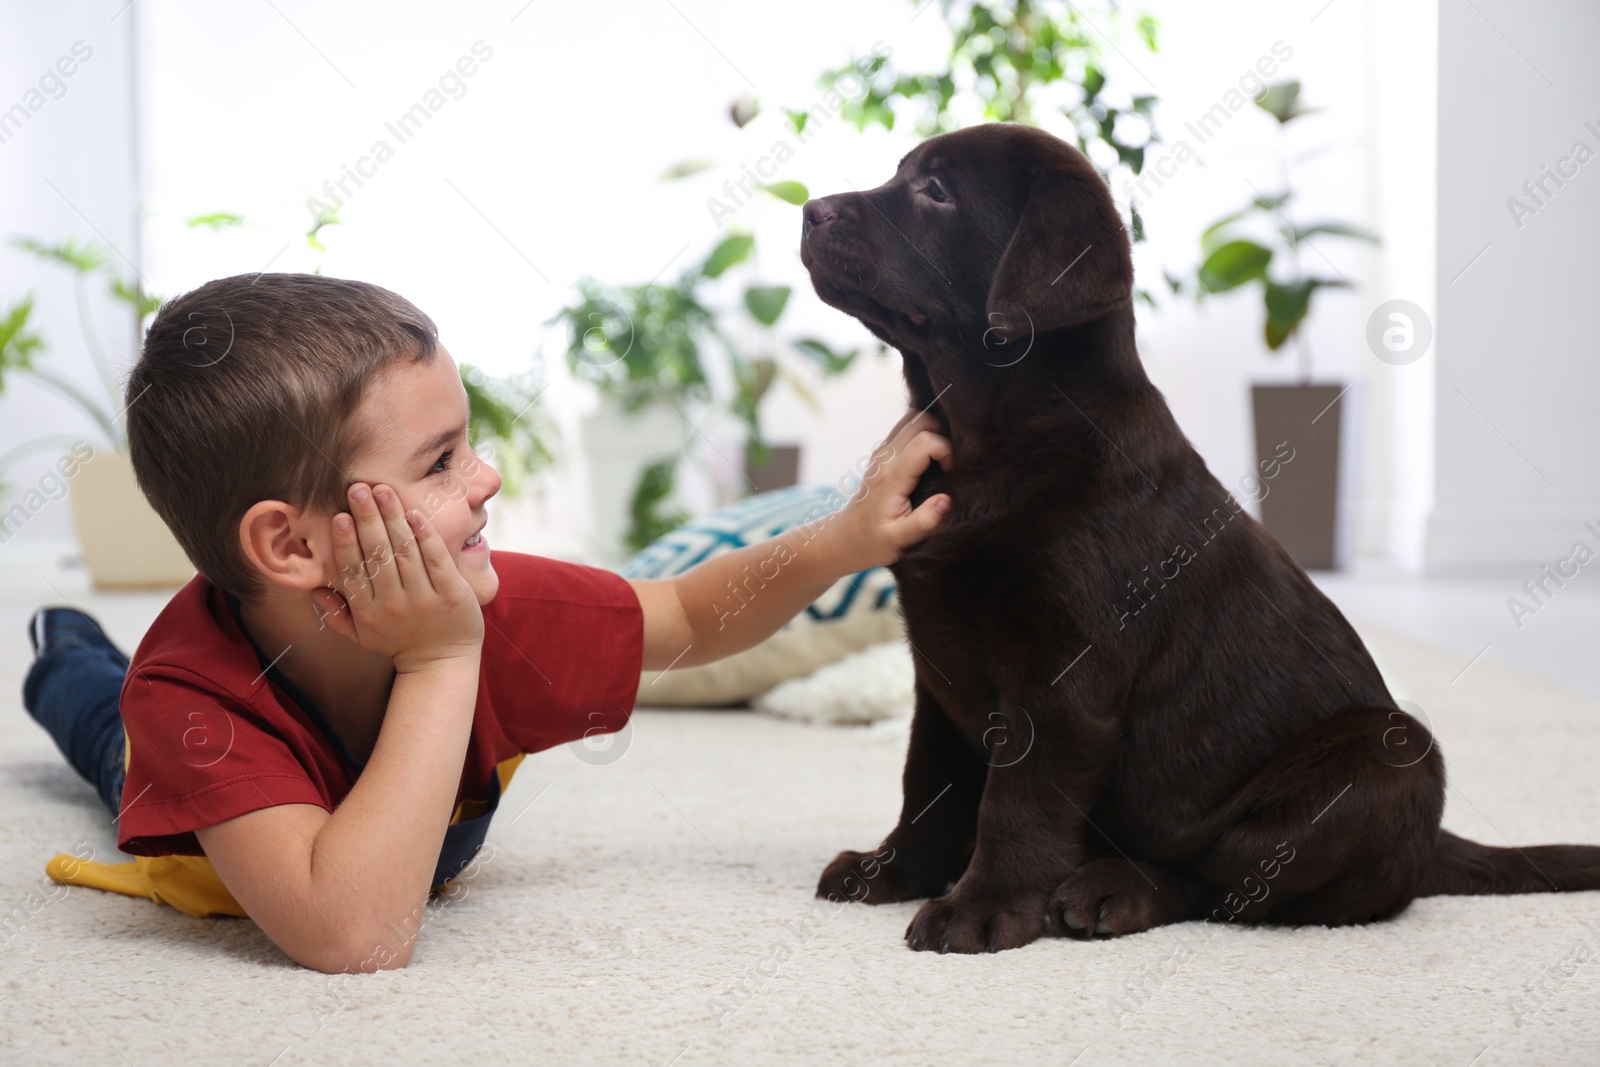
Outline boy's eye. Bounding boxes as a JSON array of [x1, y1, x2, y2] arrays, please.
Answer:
[[429, 450, 453, 476]]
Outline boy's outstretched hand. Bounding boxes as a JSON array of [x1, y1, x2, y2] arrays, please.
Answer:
[[310, 482, 485, 674], [832, 408, 954, 571]]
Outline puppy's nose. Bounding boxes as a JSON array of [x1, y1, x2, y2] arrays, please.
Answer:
[[803, 197, 838, 236]]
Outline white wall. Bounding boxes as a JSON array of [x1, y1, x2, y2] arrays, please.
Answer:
[[1428, 0, 1600, 570], [1124, 0, 1437, 569], [0, 0, 140, 569], [1364, 0, 1440, 571]]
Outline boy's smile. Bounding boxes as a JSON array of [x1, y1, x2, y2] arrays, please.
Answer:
[[334, 346, 503, 605]]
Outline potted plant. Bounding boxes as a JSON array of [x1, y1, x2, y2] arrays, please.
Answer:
[[661, 98, 870, 497], [1187, 80, 1378, 570], [0, 237, 190, 588], [550, 230, 863, 559]]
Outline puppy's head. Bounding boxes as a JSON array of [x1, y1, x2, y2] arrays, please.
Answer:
[[801, 122, 1133, 363]]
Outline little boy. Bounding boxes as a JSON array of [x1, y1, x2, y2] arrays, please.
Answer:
[[21, 272, 952, 974]]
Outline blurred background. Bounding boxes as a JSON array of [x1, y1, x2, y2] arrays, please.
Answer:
[[2, 0, 1597, 694]]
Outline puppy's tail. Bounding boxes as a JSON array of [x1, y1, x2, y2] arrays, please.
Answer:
[[1418, 829, 1600, 896]]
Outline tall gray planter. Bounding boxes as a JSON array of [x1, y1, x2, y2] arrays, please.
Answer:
[[1250, 383, 1347, 571], [745, 444, 801, 495]]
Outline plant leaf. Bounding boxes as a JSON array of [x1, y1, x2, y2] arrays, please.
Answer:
[[12, 237, 108, 274], [1136, 13, 1160, 52], [793, 337, 856, 375], [306, 205, 340, 251], [458, 361, 557, 497], [1254, 80, 1307, 123], [1264, 314, 1295, 350], [1081, 65, 1106, 104], [743, 285, 791, 326], [185, 212, 244, 230], [1198, 240, 1272, 293], [729, 94, 760, 129], [1263, 279, 1323, 349], [659, 157, 718, 181], [1289, 221, 1380, 245], [108, 277, 163, 320], [761, 181, 809, 206], [754, 356, 777, 403], [778, 362, 820, 410], [0, 296, 44, 391], [701, 234, 754, 278], [627, 456, 690, 554], [1264, 278, 1316, 323], [1200, 193, 1292, 248]]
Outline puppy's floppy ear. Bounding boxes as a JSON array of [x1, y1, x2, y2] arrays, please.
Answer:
[[984, 173, 1133, 342]]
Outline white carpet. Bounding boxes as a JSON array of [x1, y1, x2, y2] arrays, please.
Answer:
[[4, 606, 1600, 1065]]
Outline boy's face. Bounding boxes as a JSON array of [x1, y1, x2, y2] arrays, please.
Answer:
[[330, 346, 503, 605]]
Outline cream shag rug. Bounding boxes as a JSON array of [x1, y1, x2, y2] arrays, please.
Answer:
[[3, 618, 1600, 1065]]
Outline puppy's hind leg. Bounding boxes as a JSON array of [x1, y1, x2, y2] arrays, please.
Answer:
[[1190, 705, 1445, 928], [1050, 706, 1446, 939], [817, 676, 987, 904]]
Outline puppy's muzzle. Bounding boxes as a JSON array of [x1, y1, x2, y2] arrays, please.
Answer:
[[801, 194, 878, 290]]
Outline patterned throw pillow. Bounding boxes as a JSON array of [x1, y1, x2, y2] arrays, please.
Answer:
[[622, 485, 904, 707]]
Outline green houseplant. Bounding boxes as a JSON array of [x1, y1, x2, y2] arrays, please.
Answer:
[[817, 0, 1163, 295], [1188, 80, 1378, 569], [0, 235, 189, 586], [550, 232, 862, 555]]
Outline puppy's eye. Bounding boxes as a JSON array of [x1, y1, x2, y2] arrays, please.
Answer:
[[924, 178, 950, 204]]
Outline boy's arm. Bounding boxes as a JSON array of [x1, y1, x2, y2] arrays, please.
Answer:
[[195, 662, 477, 974], [630, 410, 952, 671], [196, 484, 484, 974]]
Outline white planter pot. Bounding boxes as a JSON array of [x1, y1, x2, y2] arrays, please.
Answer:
[[67, 449, 195, 589]]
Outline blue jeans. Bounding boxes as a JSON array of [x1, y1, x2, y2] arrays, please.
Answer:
[[22, 630, 129, 818]]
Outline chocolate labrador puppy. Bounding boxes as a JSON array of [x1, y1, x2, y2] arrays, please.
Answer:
[[800, 122, 1600, 953]]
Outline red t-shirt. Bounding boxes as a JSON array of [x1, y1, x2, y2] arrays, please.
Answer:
[[114, 550, 643, 868]]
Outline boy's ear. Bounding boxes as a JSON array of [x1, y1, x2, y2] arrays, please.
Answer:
[[238, 501, 327, 592]]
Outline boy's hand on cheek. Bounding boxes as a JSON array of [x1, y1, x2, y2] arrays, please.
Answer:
[[836, 410, 954, 571], [310, 482, 484, 673]]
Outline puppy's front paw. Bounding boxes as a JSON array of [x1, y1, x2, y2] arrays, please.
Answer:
[[904, 888, 1050, 954]]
